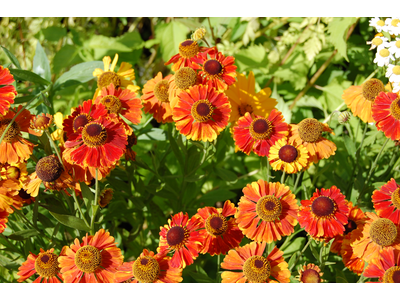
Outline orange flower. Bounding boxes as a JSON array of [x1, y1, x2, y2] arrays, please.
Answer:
[[17, 248, 64, 283], [363, 247, 400, 282], [0, 210, 9, 234], [221, 241, 290, 283], [0, 105, 35, 164], [168, 67, 201, 110], [194, 200, 243, 256], [350, 212, 400, 263], [158, 212, 203, 269], [0, 66, 17, 116], [235, 180, 298, 243], [288, 118, 336, 164], [0, 162, 29, 188], [115, 249, 183, 283], [233, 110, 288, 157], [125, 131, 137, 162], [342, 78, 385, 123], [58, 229, 123, 283], [372, 178, 400, 225], [173, 84, 231, 142], [340, 234, 365, 275], [13, 189, 35, 206], [0, 178, 22, 213], [141, 72, 174, 123], [29, 113, 53, 136], [298, 186, 349, 240], [296, 263, 324, 283], [372, 92, 400, 141]]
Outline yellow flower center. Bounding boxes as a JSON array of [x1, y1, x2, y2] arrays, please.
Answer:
[[372, 37, 383, 46], [178, 40, 200, 58], [298, 118, 323, 143], [256, 195, 282, 222], [205, 213, 228, 236], [362, 78, 385, 101], [393, 66, 400, 75], [154, 80, 170, 102], [249, 117, 273, 140], [166, 225, 189, 250], [392, 19, 400, 27], [0, 119, 21, 143], [82, 123, 108, 147], [35, 252, 60, 278], [278, 144, 298, 163], [300, 269, 321, 283], [132, 256, 160, 283], [376, 20, 385, 26], [36, 155, 63, 182], [203, 59, 223, 77], [191, 100, 213, 122], [238, 104, 253, 117], [379, 48, 390, 58], [391, 188, 400, 210], [74, 245, 102, 273], [311, 196, 337, 219], [101, 95, 122, 114], [396, 40, 400, 49], [243, 255, 271, 283], [33, 115, 52, 129], [369, 218, 397, 247], [383, 266, 400, 283], [175, 67, 197, 90], [389, 97, 400, 120], [73, 114, 93, 132], [98, 71, 121, 89], [6, 166, 21, 180]]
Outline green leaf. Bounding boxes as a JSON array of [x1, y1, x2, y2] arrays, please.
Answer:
[[230, 21, 247, 41], [49, 211, 90, 232], [144, 39, 160, 49], [303, 35, 322, 61], [196, 189, 236, 207], [79, 183, 94, 209], [156, 21, 189, 63], [9, 69, 51, 86], [272, 83, 292, 123], [283, 237, 305, 256], [138, 128, 167, 141], [335, 267, 349, 283], [1, 46, 21, 69], [53, 61, 103, 90], [343, 135, 356, 159], [327, 17, 357, 61], [6, 229, 39, 241], [37, 213, 54, 228], [215, 167, 237, 182], [33, 41, 51, 81], [235, 44, 266, 72], [42, 26, 67, 42], [187, 265, 215, 283], [14, 95, 35, 104], [52, 44, 79, 74]]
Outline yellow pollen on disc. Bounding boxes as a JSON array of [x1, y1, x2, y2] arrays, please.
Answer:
[[132, 256, 161, 283], [362, 78, 385, 101], [391, 188, 400, 210], [392, 19, 400, 27], [98, 71, 121, 89], [238, 104, 253, 117], [383, 266, 400, 283], [377, 20, 385, 26], [34, 252, 60, 278], [154, 80, 170, 102], [396, 41, 400, 48], [243, 255, 271, 283], [0, 119, 21, 143], [297, 118, 323, 143], [249, 117, 273, 140], [82, 123, 108, 147], [205, 213, 228, 236], [101, 95, 122, 114], [175, 67, 197, 90], [191, 99, 213, 122], [74, 245, 102, 273], [372, 37, 383, 46], [369, 218, 397, 247], [178, 40, 200, 58], [393, 66, 400, 75], [389, 97, 400, 120], [256, 195, 282, 222], [6, 166, 21, 180], [379, 48, 390, 58]]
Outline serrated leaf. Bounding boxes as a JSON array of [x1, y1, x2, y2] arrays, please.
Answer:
[[6, 229, 39, 241], [303, 35, 322, 61], [33, 41, 51, 81], [327, 17, 357, 61], [49, 211, 90, 232], [54, 61, 103, 89], [9, 69, 51, 86], [1, 46, 21, 69]]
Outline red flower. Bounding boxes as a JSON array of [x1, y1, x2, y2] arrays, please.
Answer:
[[0, 210, 9, 234], [364, 247, 400, 282], [0, 66, 17, 116], [372, 178, 400, 225], [372, 91, 400, 141]]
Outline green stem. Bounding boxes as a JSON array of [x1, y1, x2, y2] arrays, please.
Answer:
[[45, 129, 64, 168], [289, 237, 312, 271], [90, 168, 99, 235], [72, 190, 90, 229], [281, 170, 286, 184], [216, 254, 220, 283], [293, 171, 303, 194]]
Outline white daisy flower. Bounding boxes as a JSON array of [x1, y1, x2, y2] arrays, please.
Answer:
[[369, 17, 387, 32], [386, 64, 400, 82], [385, 17, 400, 36], [392, 81, 400, 93], [388, 38, 400, 58], [374, 46, 395, 66], [366, 36, 389, 50]]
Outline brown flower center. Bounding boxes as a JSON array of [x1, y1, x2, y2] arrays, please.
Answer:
[[0, 119, 21, 142], [175, 67, 197, 90], [369, 218, 397, 247], [101, 95, 122, 114], [73, 114, 93, 132], [298, 118, 323, 143], [301, 269, 321, 283], [18, 189, 32, 200], [35, 252, 60, 278], [178, 40, 200, 58], [204, 59, 223, 76], [36, 155, 63, 182], [82, 123, 108, 147], [243, 255, 271, 283], [278, 145, 298, 163], [362, 78, 385, 101], [390, 97, 400, 120], [126, 131, 137, 149], [238, 104, 253, 117], [132, 256, 160, 283], [344, 219, 358, 235], [249, 117, 272, 140], [98, 71, 121, 89], [383, 266, 400, 283], [256, 195, 282, 222], [154, 80, 170, 102], [311, 196, 337, 218], [6, 166, 21, 180], [74, 245, 102, 273], [191, 100, 213, 122], [166, 226, 189, 249], [205, 214, 228, 236]]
